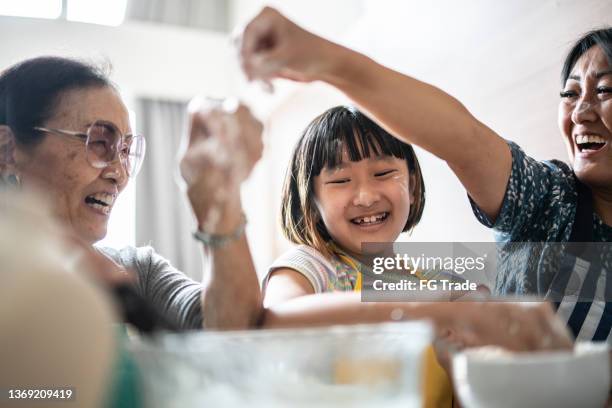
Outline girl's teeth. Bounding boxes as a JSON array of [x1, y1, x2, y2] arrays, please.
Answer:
[[356, 213, 386, 224]]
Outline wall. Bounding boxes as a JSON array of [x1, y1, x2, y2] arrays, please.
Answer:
[[0, 15, 233, 100]]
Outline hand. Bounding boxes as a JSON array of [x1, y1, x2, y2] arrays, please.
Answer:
[[432, 301, 572, 371], [238, 7, 338, 84], [179, 99, 263, 233], [443, 301, 572, 351]]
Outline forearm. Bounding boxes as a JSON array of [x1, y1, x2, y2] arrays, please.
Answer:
[[260, 291, 451, 330], [198, 200, 262, 330], [260, 292, 572, 352], [319, 45, 495, 163], [201, 236, 262, 330]]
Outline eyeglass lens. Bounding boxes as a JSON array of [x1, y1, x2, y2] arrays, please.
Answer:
[[86, 121, 145, 177]]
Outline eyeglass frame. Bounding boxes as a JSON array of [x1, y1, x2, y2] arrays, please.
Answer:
[[33, 120, 146, 178]]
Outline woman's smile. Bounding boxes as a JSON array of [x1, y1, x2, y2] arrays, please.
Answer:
[[84, 192, 117, 216]]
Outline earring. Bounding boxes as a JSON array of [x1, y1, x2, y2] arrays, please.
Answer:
[[1, 173, 21, 189]]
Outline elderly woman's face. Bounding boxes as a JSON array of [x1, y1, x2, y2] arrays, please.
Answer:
[[559, 45, 612, 187], [15, 86, 131, 244]]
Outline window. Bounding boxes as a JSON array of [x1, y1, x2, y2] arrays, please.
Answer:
[[97, 107, 137, 248], [0, 0, 62, 19], [66, 0, 127, 26], [0, 0, 127, 26]]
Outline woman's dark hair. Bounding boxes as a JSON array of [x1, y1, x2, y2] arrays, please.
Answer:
[[0, 56, 112, 147], [561, 27, 612, 84], [280, 105, 426, 257]]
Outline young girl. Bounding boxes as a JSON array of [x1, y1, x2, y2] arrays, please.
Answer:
[[261, 104, 572, 406], [263, 105, 451, 407]]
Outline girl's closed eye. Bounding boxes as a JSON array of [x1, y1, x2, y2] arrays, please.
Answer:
[[326, 178, 350, 185], [374, 169, 397, 178]]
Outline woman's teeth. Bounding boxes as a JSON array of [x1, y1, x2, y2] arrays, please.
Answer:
[[85, 193, 115, 214], [576, 135, 606, 151], [89, 202, 110, 214], [352, 212, 388, 225]]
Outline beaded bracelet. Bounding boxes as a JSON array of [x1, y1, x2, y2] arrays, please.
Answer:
[[192, 214, 247, 248]]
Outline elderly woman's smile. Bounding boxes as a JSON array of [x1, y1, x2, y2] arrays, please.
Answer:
[[15, 86, 130, 244], [84, 192, 117, 215]]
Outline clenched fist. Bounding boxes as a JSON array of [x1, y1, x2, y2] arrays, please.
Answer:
[[179, 99, 263, 234]]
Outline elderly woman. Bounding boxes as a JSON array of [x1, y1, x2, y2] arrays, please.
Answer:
[[239, 9, 611, 343], [0, 56, 263, 331]]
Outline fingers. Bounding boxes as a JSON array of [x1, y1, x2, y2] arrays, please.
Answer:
[[532, 302, 573, 350], [240, 7, 281, 80], [503, 302, 571, 351], [239, 6, 303, 84], [180, 98, 264, 219], [245, 47, 290, 83], [235, 104, 264, 166], [185, 97, 226, 148], [444, 301, 573, 353]]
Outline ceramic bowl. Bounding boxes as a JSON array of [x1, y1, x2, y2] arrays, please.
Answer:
[[452, 342, 610, 408]]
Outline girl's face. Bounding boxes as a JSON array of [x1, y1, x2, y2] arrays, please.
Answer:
[[558, 45, 612, 188], [313, 151, 413, 258]]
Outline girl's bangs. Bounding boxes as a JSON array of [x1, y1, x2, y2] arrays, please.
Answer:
[[308, 110, 410, 177]]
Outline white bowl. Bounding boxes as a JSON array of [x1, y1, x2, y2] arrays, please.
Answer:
[[130, 321, 433, 408], [452, 342, 610, 408]]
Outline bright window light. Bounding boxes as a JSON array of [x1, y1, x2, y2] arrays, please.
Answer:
[[0, 0, 62, 19], [97, 108, 137, 249], [66, 0, 127, 26]]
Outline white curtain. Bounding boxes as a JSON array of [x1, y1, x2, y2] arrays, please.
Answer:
[[135, 98, 203, 280], [127, 0, 229, 32]]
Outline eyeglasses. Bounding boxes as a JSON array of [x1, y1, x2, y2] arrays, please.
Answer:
[[34, 120, 146, 178]]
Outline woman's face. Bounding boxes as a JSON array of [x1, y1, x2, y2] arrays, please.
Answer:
[[313, 151, 413, 258], [15, 86, 131, 244], [558, 45, 612, 188]]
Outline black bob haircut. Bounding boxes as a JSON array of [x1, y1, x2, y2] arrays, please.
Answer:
[[561, 27, 612, 85]]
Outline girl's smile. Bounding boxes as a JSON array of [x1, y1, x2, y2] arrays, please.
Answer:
[[350, 211, 390, 227], [314, 153, 413, 257]]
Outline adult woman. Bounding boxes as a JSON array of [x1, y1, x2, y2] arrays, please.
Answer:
[[239, 9, 611, 342], [0, 56, 263, 330]]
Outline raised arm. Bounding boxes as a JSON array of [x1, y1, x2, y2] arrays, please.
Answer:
[[240, 7, 512, 221], [179, 100, 264, 329]]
